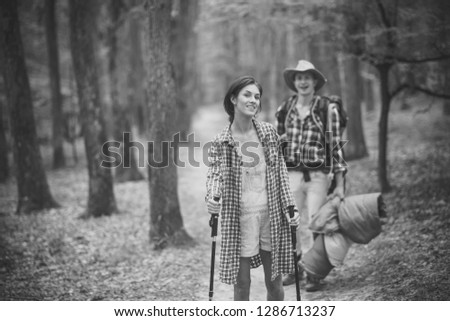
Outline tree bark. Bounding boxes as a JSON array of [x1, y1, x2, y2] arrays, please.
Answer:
[[106, 0, 143, 183], [339, 54, 368, 161], [127, 16, 147, 134], [444, 65, 450, 115], [438, 0, 450, 115], [45, 0, 66, 169], [144, 0, 193, 249], [69, 0, 117, 217], [377, 63, 392, 192], [0, 0, 59, 213], [309, 8, 342, 97], [0, 99, 9, 182], [363, 77, 375, 112], [170, 0, 199, 140]]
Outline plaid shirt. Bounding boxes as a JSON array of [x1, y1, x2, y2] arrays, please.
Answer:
[[275, 95, 346, 173], [206, 119, 296, 285]]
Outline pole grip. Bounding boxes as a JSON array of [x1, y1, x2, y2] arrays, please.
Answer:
[[209, 195, 220, 237], [210, 214, 218, 237], [288, 205, 295, 218], [287, 205, 297, 242]]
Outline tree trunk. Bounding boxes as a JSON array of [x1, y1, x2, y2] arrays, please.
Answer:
[[377, 64, 392, 192], [363, 77, 375, 112], [0, 99, 9, 182], [171, 0, 199, 140], [127, 16, 148, 134], [438, 0, 450, 115], [69, 0, 117, 217], [145, 0, 193, 249], [0, 0, 59, 213], [361, 62, 377, 112], [106, 0, 143, 183], [271, 25, 287, 121], [338, 54, 368, 160], [443, 69, 450, 116], [443, 58, 450, 115], [127, 16, 147, 134], [45, 0, 66, 169], [181, 0, 200, 113], [67, 67, 79, 164], [309, 9, 342, 97]]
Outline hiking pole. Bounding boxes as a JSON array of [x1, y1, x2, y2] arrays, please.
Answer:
[[288, 205, 301, 301], [208, 195, 220, 301]]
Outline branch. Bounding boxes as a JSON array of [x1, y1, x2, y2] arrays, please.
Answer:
[[413, 86, 450, 100], [359, 53, 383, 65], [396, 54, 450, 64], [357, 51, 450, 66], [415, 99, 435, 115], [375, 0, 391, 29], [392, 84, 450, 100], [390, 84, 409, 100]]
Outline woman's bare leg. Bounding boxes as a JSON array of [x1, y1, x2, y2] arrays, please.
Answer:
[[260, 250, 284, 301], [234, 257, 251, 301]]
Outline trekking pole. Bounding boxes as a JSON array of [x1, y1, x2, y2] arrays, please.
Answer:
[[208, 195, 220, 301], [288, 205, 301, 301]]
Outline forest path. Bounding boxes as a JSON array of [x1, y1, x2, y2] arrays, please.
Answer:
[[185, 100, 450, 301], [187, 105, 377, 301], [1, 98, 449, 301]]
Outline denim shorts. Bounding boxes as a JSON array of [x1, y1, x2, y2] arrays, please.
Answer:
[[240, 206, 271, 257]]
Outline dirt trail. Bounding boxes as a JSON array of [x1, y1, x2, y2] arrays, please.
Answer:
[[1, 100, 448, 301], [189, 106, 384, 301]]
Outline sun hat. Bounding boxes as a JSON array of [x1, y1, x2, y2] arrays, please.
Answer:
[[283, 60, 327, 92]]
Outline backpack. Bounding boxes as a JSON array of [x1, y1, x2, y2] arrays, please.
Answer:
[[317, 95, 347, 137], [275, 95, 347, 137], [276, 95, 348, 194], [318, 95, 348, 194]]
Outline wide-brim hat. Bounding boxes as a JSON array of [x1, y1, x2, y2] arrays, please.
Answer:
[[283, 60, 327, 92]]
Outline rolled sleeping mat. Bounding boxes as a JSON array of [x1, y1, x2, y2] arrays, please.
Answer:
[[300, 234, 334, 279], [338, 193, 386, 244], [324, 232, 353, 267], [309, 197, 340, 235]]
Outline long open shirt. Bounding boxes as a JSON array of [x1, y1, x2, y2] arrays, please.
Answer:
[[205, 119, 296, 285]]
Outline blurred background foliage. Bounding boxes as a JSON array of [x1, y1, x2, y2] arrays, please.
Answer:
[[1, 0, 449, 214]]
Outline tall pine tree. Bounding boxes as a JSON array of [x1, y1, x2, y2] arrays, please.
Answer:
[[69, 0, 117, 217], [0, 0, 59, 213]]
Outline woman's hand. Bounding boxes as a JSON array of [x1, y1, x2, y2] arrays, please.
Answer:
[[285, 208, 301, 229], [207, 197, 221, 215]]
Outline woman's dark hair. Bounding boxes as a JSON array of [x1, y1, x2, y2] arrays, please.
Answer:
[[223, 75, 263, 123]]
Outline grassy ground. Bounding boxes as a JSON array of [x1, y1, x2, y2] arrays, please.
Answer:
[[0, 95, 449, 301]]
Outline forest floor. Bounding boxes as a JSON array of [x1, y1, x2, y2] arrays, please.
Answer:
[[0, 95, 449, 301]]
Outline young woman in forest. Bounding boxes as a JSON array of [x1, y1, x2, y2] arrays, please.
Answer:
[[275, 60, 346, 291], [206, 75, 300, 301]]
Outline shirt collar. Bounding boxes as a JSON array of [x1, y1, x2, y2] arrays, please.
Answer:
[[217, 118, 270, 146]]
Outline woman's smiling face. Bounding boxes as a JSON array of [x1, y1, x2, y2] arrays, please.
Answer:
[[232, 84, 261, 118]]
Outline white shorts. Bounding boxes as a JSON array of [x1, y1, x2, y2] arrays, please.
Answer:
[[240, 207, 271, 257]]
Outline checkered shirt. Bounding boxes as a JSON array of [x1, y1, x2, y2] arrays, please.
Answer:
[[206, 119, 296, 285], [275, 95, 346, 173]]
